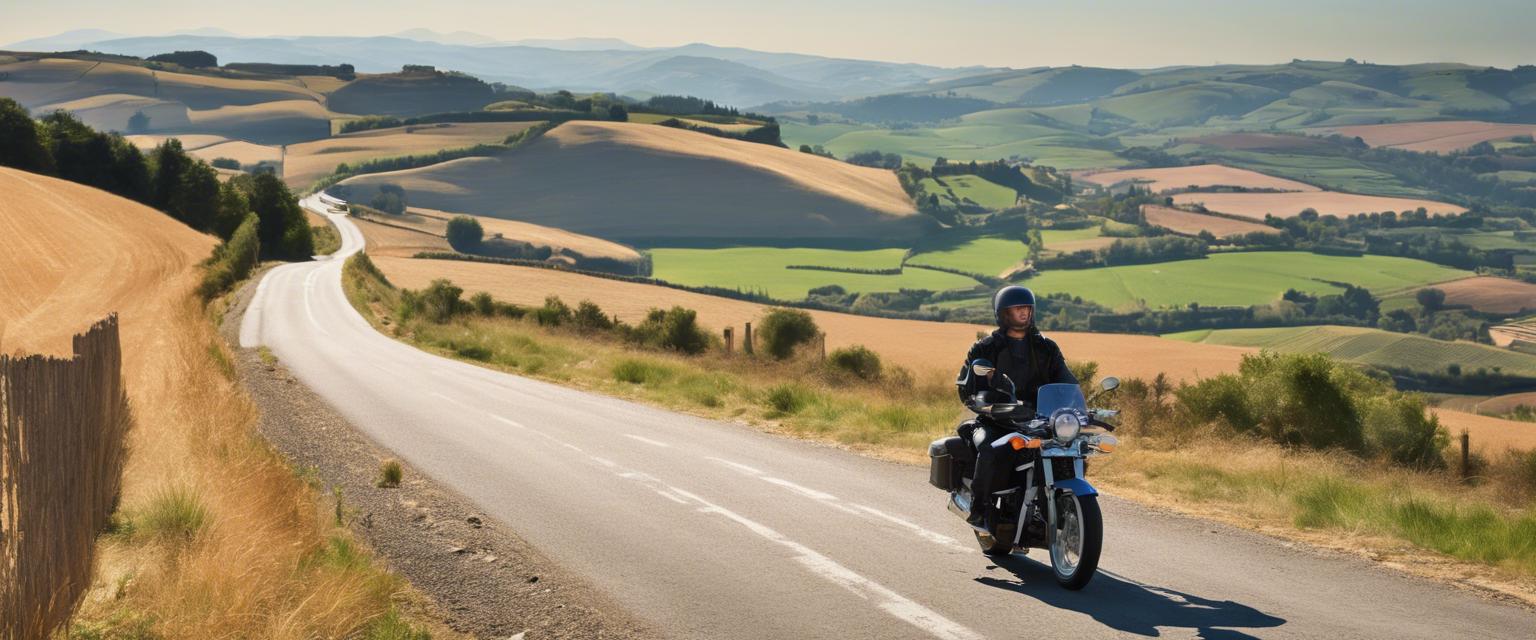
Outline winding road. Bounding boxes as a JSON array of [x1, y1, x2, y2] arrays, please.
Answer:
[[239, 195, 1535, 639]]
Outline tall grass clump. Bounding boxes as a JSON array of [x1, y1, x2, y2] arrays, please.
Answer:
[[196, 212, 260, 300]]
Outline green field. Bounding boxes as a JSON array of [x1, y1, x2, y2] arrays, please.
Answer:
[[918, 174, 1017, 209], [1165, 325, 1536, 377], [906, 236, 1028, 275], [648, 247, 981, 300], [1021, 251, 1470, 309], [1180, 148, 1423, 197], [1039, 227, 1104, 247]]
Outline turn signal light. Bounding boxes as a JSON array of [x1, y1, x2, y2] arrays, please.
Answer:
[[1011, 437, 1041, 450]]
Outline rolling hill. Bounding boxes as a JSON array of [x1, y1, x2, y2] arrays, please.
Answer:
[[330, 121, 931, 243]]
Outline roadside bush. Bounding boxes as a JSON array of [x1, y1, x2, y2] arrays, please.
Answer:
[[197, 212, 260, 300], [400, 279, 464, 323], [573, 300, 616, 332], [535, 296, 572, 326], [629, 306, 711, 355], [758, 308, 819, 359], [765, 383, 815, 416], [446, 215, 483, 252], [827, 345, 882, 381], [1173, 352, 1445, 467], [470, 291, 495, 316]]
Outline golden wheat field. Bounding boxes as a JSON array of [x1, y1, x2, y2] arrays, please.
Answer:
[[1079, 163, 1320, 193], [282, 121, 544, 189], [335, 121, 927, 241]]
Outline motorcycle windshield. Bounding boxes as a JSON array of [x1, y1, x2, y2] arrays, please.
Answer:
[[1036, 383, 1086, 416]]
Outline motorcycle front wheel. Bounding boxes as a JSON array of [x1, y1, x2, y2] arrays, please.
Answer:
[[1048, 491, 1102, 590]]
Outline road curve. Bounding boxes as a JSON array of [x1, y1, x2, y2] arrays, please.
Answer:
[[240, 196, 1535, 639]]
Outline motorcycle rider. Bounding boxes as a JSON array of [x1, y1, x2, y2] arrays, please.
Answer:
[[955, 285, 1077, 529]]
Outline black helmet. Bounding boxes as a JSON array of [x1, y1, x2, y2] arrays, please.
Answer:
[[992, 285, 1036, 327]]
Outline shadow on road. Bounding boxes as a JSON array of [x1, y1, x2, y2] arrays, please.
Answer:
[[978, 554, 1287, 639]]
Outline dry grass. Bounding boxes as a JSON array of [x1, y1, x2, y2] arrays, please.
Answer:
[[1472, 392, 1536, 416], [372, 255, 1254, 383], [352, 216, 452, 257], [1079, 163, 1320, 193], [1170, 191, 1466, 220], [181, 99, 334, 143], [0, 167, 442, 637], [282, 121, 543, 189], [337, 121, 927, 242], [1143, 204, 1281, 237], [1424, 276, 1536, 315], [1312, 121, 1536, 153]]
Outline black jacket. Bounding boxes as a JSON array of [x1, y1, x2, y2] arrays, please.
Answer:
[[955, 327, 1077, 408]]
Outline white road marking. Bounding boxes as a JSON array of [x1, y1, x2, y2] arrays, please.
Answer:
[[622, 434, 671, 448], [666, 487, 982, 640], [851, 504, 966, 550], [761, 477, 839, 502], [302, 268, 331, 336], [706, 457, 765, 476]]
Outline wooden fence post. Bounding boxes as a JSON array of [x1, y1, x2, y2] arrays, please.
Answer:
[[723, 327, 734, 354], [744, 322, 754, 355], [1461, 430, 1471, 481]]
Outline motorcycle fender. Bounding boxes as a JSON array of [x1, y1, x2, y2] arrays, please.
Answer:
[[1052, 477, 1098, 498]]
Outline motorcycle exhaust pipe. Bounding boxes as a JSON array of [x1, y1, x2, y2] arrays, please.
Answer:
[[947, 492, 972, 520]]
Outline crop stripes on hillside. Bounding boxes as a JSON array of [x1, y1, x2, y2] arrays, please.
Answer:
[[0, 315, 130, 640]]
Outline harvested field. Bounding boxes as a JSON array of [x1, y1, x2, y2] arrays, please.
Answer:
[[352, 207, 640, 264], [124, 134, 230, 151], [1143, 205, 1280, 237], [1434, 409, 1536, 453], [0, 168, 215, 355], [1310, 121, 1536, 153], [295, 75, 350, 94], [282, 121, 544, 189], [181, 99, 333, 144], [1170, 191, 1466, 219], [334, 121, 926, 242], [352, 216, 451, 257], [1078, 163, 1319, 193], [192, 140, 281, 167], [1422, 276, 1536, 315], [1491, 324, 1536, 348], [37, 93, 190, 132], [1470, 392, 1536, 415], [371, 256, 1253, 382]]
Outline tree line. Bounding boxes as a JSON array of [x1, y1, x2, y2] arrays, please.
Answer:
[[0, 97, 314, 262]]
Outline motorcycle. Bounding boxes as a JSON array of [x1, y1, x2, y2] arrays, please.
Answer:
[[928, 360, 1121, 589]]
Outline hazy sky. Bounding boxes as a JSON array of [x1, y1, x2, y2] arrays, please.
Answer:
[[3, 0, 1533, 69]]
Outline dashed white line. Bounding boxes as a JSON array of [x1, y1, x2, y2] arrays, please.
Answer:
[[622, 434, 672, 448], [666, 486, 982, 640], [706, 457, 765, 476], [851, 504, 966, 550]]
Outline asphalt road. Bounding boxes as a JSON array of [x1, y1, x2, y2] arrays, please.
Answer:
[[240, 196, 1535, 639]]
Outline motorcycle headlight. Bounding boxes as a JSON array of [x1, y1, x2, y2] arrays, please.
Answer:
[[1052, 410, 1082, 443]]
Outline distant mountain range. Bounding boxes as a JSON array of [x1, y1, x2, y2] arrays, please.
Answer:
[[4, 30, 995, 107]]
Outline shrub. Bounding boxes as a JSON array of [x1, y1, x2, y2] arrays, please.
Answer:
[[758, 308, 819, 359], [376, 460, 402, 488], [401, 279, 463, 323], [211, 157, 240, 170], [573, 300, 616, 332], [470, 291, 495, 316], [765, 383, 814, 415], [446, 215, 483, 252], [612, 358, 676, 384], [629, 306, 711, 354], [828, 345, 882, 381], [134, 484, 211, 542], [535, 296, 572, 326], [197, 212, 261, 300]]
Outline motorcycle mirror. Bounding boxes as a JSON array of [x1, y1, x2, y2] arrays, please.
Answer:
[[971, 359, 995, 377], [1100, 376, 1120, 392], [997, 373, 1017, 402]]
